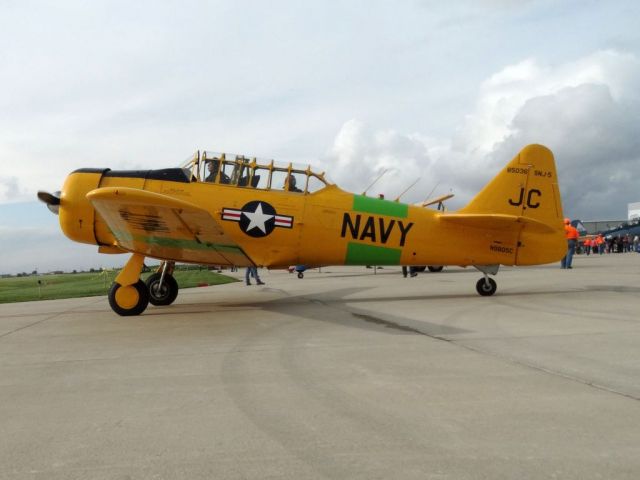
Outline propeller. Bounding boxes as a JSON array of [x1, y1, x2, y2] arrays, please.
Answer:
[[37, 190, 61, 215]]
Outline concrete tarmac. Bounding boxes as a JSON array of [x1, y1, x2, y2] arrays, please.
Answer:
[[1, 254, 640, 479]]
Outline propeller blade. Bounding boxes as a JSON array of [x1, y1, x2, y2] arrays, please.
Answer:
[[37, 190, 61, 215], [37, 191, 60, 205]]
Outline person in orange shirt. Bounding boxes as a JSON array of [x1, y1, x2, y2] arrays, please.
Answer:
[[561, 218, 579, 269], [596, 234, 605, 255], [583, 237, 591, 256]]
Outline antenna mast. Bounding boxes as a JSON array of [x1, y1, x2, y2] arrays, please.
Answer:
[[393, 177, 421, 202], [362, 169, 388, 196]]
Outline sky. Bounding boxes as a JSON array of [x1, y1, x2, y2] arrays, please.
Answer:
[[1, 0, 639, 274]]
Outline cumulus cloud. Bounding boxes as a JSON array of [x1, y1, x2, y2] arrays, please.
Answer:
[[326, 50, 640, 219], [324, 120, 437, 199]]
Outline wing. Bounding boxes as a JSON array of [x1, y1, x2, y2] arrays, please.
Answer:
[[87, 187, 254, 266]]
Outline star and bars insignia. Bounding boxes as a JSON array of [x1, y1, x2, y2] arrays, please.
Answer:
[[222, 201, 293, 238]]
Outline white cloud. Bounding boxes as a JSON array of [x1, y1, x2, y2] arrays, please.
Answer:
[[325, 50, 640, 219], [454, 50, 640, 155]]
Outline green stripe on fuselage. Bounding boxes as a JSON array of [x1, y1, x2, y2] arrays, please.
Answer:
[[345, 242, 401, 265], [353, 195, 408, 218]]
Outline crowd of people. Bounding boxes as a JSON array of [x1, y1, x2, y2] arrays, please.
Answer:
[[562, 216, 639, 269], [580, 233, 639, 255]]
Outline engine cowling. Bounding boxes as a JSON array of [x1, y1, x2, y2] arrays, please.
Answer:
[[58, 169, 106, 245]]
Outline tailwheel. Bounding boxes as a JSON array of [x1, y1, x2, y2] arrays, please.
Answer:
[[297, 272, 304, 279], [476, 277, 497, 296], [146, 272, 179, 306], [108, 280, 150, 316]]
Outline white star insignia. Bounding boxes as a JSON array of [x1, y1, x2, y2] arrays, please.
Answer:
[[243, 202, 274, 233]]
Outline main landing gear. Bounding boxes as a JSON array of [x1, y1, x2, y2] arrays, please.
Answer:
[[146, 262, 179, 306], [474, 265, 499, 296], [107, 255, 179, 316]]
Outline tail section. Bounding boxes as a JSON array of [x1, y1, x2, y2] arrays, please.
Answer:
[[461, 144, 563, 224], [454, 144, 566, 265]]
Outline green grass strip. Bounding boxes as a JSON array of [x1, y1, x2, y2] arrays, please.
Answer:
[[0, 269, 238, 304]]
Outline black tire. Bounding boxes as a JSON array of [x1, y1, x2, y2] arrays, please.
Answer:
[[297, 272, 304, 279], [108, 280, 150, 316], [145, 273, 179, 306], [427, 266, 444, 273], [476, 277, 497, 296], [413, 266, 427, 273]]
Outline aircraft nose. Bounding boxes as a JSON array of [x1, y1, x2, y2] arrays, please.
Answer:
[[57, 170, 104, 245], [37, 190, 61, 215]]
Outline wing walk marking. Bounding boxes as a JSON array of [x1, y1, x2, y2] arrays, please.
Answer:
[[110, 231, 244, 252], [118, 209, 171, 233]]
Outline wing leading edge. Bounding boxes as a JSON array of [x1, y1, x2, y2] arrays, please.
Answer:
[[87, 187, 255, 266]]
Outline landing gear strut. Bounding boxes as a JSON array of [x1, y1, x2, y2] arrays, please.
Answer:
[[474, 265, 499, 297]]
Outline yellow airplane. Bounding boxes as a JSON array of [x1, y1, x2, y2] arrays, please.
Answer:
[[38, 144, 566, 316]]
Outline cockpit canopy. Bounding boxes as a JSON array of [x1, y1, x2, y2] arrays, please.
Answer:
[[181, 151, 330, 194]]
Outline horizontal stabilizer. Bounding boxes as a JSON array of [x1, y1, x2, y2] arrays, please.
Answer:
[[439, 213, 556, 234]]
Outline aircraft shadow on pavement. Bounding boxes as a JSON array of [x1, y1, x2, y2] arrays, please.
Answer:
[[202, 287, 473, 337], [135, 285, 592, 336]]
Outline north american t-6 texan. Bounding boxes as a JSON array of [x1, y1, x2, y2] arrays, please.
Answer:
[[38, 144, 567, 316]]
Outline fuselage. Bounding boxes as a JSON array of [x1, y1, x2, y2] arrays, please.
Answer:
[[58, 166, 565, 268]]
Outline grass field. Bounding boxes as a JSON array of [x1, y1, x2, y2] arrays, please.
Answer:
[[0, 268, 238, 304]]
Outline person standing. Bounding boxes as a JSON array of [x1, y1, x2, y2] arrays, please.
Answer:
[[245, 266, 265, 286], [596, 234, 605, 254], [561, 218, 579, 269], [402, 266, 418, 277]]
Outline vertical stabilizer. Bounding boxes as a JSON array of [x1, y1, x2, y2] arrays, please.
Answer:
[[460, 144, 564, 228]]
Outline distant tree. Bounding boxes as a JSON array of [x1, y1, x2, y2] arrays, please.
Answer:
[[32, 270, 37, 275], [73, 269, 77, 274], [89, 268, 95, 273]]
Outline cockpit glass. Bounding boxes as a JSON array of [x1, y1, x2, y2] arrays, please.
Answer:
[[192, 151, 330, 193], [306, 174, 326, 193]]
